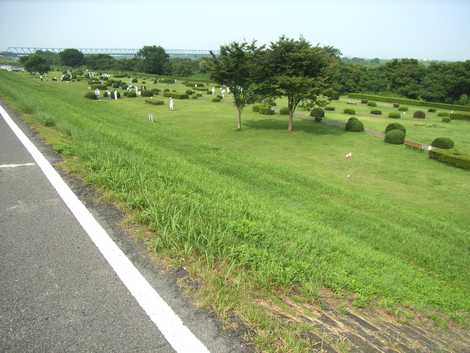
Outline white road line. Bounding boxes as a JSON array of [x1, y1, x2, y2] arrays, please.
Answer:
[[0, 162, 35, 168], [0, 105, 210, 353]]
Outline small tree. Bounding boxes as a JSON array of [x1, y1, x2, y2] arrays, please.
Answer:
[[59, 48, 85, 67], [257, 36, 337, 131], [23, 54, 51, 74], [210, 41, 263, 130], [137, 45, 169, 74]]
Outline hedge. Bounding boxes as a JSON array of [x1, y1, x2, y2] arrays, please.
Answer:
[[438, 112, 449, 117], [345, 117, 364, 132], [384, 129, 405, 144], [393, 103, 400, 108], [348, 93, 470, 113], [429, 149, 470, 170], [385, 123, 406, 134], [428, 108, 436, 113], [398, 107, 409, 112], [388, 112, 401, 119], [259, 106, 275, 115], [124, 91, 137, 98], [442, 117, 451, 123], [159, 78, 176, 84], [344, 108, 356, 115], [370, 109, 382, 115], [145, 99, 164, 105], [413, 110, 426, 119], [141, 90, 153, 97], [163, 92, 189, 99], [310, 108, 325, 119], [325, 106, 335, 111], [450, 113, 470, 122], [367, 101, 377, 107], [431, 137, 454, 149], [212, 97, 222, 102], [361, 99, 368, 104]]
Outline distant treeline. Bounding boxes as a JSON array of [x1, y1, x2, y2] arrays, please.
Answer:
[[330, 58, 470, 105], [17, 47, 211, 78], [16, 47, 470, 105]]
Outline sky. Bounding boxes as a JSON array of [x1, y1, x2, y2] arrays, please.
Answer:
[[0, 0, 469, 61]]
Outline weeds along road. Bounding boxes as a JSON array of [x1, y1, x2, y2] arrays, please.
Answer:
[[0, 104, 246, 353]]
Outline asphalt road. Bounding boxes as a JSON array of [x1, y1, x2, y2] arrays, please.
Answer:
[[0, 106, 247, 353]]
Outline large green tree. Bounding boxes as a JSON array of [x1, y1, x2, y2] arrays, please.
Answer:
[[59, 48, 85, 67], [257, 36, 337, 131], [137, 45, 169, 74], [23, 54, 51, 73], [210, 41, 263, 130], [85, 54, 116, 70]]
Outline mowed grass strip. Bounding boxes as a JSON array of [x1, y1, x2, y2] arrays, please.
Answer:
[[1, 71, 469, 326]]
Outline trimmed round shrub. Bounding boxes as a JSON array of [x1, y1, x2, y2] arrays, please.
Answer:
[[428, 108, 436, 113], [431, 137, 454, 149], [393, 103, 400, 108], [325, 106, 335, 111], [84, 91, 97, 100], [212, 97, 222, 102], [384, 129, 405, 144], [131, 78, 138, 83], [186, 89, 194, 95], [385, 123, 406, 134], [151, 88, 161, 95], [344, 108, 356, 115], [413, 110, 426, 119], [361, 99, 368, 104], [141, 90, 153, 97], [345, 117, 364, 132], [398, 107, 409, 112], [367, 101, 377, 107], [438, 112, 449, 117], [370, 109, 382, 115], [310, 108, 325, 119], [279, 107, 289, 115], [388, 112, 401, 119], [441, 117, 451, 123]]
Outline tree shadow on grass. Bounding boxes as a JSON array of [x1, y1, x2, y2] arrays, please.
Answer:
[[244, 117, 346, 135]]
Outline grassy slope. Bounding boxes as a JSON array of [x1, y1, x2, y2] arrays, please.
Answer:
[[1, 72, 469, 333]]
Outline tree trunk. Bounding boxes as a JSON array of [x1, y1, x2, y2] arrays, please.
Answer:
[[288, 111, 294, 132], [236, 108, 242, 130]]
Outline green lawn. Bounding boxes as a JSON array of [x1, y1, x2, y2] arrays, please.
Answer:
[[322, 97, 470, 153], [1, 71, 469, 349]]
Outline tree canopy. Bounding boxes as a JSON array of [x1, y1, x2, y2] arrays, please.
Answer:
[[256, 36, 339, 131], [136, 45, 169, 74], [23, 54, 51, 74], [59, 48, 85, 67], [210, 41, 263, 129]]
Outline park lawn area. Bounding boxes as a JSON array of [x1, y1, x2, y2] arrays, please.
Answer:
[[323, 97, 470, 153], [1, 71, 469, 350]]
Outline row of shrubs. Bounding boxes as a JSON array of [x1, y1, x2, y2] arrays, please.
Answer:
[[162, 92, 189, 99], [429, 149, 470, 170], [348, 93, 470, 112]]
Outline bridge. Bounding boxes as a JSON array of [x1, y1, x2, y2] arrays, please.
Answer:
[[6, 47, 213, 58]]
